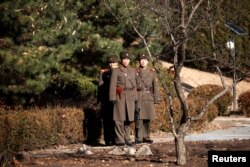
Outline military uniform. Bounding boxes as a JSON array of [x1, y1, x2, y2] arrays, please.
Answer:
[[98, 56, 118, 146], [135, 54, 160, 143], [109, 52, 137, 145]]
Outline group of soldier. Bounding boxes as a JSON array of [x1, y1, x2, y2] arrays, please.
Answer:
[[98, 51, 160, 146]]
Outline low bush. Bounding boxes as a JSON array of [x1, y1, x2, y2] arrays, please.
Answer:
[[82, 99, 102, 145], [238, 90, 250, 117], [0, 106, 84, 153], [151, 68, 176, 133], [171, 97, 218, 132], [153, 95, 169, 132], [152, 95, 218, 133], [188, 84, 233, 115]]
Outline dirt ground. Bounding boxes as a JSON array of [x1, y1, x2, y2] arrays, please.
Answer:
[[13, 116, 250, 166], [18, 139, 250, 167]]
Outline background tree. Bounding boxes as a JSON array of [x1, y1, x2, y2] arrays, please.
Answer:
[[103, 0, 249, 165], [0, 0, 248, 107], [0, 0, 124, 106], [0, 0, 249, 165]]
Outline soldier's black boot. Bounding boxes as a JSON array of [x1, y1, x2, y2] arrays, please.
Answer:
[[143, 138, 153, 143]]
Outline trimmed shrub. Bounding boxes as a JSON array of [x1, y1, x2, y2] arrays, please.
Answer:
[[152, 95, 218, 133], [171, 97, 218, 132], [188, 84, 233, 116], [82, 96, 102, 145], [153, 95, 169, 132], [0, 106, 84, 153], [238, 90, 250, 117], [151, 68, 176, 133]]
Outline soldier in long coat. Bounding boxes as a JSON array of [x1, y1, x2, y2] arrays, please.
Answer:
[[98, 56, 118, 146], [135, 53, 160, 144], [109, 51, 137, 146]]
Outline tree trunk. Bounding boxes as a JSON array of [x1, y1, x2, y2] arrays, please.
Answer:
[[175, 126, 187, 166]]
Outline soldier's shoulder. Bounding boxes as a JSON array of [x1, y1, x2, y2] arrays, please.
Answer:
[[131, 67, 139, 74], [134, 68, 140, 74], [149, 68, 156, 72], [148, 68, 157, 76], [134, 67, 140, 71], [149, 67, 155, 71]]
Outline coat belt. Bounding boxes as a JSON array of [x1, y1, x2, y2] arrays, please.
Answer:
[[123, 87, 133, 91], [138, 87, 152, 92]]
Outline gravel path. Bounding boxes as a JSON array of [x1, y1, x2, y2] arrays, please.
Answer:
[[153, 117, 250, 142]]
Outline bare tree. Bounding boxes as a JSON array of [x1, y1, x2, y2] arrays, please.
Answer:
[[103, 0, 247, 165]]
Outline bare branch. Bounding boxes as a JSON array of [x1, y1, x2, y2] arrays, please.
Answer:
[[216, 66, 226, 88], [102, 0, 121, 24], [186, 0, 204, 27], [103, 1, 180, 137], [180, 0, 185, 29], [102, 0, 137, 40], [122, 0, 179, 137], [190, 77, 244, 121]]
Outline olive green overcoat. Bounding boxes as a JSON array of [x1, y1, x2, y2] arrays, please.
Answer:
[[109, 65, 137, 121], [136, 67, 160, 120]]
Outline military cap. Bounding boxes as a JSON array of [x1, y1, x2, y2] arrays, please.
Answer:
[[120, 51, 132, 59], [137, 53, 150, 60], [107, 56, 119, 63]]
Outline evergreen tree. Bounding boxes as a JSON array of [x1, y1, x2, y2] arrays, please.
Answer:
[[0, 0, 123, 106], [0, 0, 248, 106]]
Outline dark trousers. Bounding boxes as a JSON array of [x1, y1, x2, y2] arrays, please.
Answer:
[[101, 102, 115, 145], [135, 119, 151, 142], [114, 120, 132, 144], [103, 118, 115, 145]]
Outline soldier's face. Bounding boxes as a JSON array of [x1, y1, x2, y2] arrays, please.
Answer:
[[121, 58, 130, 67], [109, 62, 118, 69], [139, 59, 148, 68]]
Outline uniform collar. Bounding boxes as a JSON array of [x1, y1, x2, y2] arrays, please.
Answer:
[[139, 66, 148, 70]]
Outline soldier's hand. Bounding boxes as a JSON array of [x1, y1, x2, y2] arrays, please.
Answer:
[[135, 101, 140, 112], [111, 100, 116, 104]]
